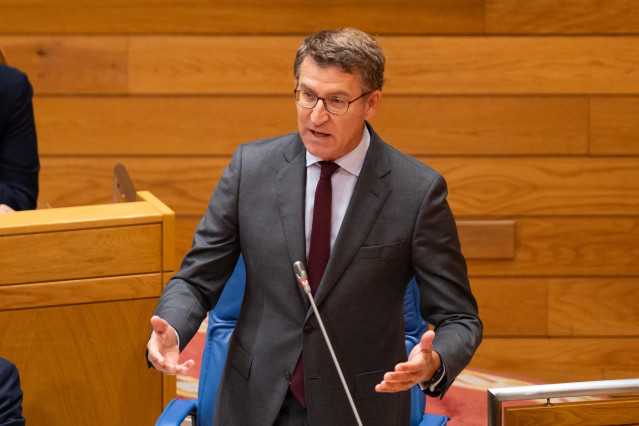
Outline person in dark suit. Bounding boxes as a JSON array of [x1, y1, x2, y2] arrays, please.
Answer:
[[0, 358, 26, 426], [147, 28, 482, 425], [0, 63, 40, 213]]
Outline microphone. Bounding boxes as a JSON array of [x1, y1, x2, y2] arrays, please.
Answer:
[[293, 261, 363, 426]]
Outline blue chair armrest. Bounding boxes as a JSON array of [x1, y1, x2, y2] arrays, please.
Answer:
[[155, 398, 197, 426], [419, 413, 450, 426]]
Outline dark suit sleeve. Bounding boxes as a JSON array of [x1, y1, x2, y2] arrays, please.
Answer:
[[412, 174, 483, 398], [0, 66, 40, 211], [153, 144, 243, 351], [0, 358, 26, 426]]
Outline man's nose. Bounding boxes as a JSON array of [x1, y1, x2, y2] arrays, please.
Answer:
[[310, 99, 330, 124]]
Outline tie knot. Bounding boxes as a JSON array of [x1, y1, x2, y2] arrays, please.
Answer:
[[318, 161, 340, 179]]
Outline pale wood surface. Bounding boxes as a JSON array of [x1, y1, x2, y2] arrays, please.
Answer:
[[0, 299, 163, 425], [33, 95, 590, 156], [0, 224, 161, 285], [504, 398, 639, 425], [138, 191, 176, 271], [0, 273, 162, 310], [0, 192, 174, 424], [0, 201, 163, 234]]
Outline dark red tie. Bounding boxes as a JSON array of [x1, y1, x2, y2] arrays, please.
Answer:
[[290, 161, 340, 407]]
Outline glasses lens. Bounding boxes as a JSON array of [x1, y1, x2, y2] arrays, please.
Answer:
[[325, 98, 348, 114], [295, 90, 317, 108]]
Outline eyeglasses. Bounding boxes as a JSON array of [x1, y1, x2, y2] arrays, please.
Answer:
[[294, 89, 372, 115]]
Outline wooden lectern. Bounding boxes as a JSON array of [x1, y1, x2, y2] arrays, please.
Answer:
[[0, 191, 174, 425]]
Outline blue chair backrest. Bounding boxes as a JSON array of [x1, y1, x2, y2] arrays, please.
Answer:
[[196, 255, 427, 426]]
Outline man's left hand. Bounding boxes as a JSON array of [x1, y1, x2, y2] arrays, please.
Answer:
[[375, 330, 440, 393]]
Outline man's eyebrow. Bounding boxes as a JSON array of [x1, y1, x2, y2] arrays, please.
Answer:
[[298, 84, 350, 98]]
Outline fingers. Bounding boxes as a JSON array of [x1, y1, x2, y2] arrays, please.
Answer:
[[0, 204, 15, 214], [376, 330, 438, 393], [147, 316, 194, 374]]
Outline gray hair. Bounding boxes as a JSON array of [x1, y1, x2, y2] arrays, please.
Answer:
[[293, 28, 385, 92]]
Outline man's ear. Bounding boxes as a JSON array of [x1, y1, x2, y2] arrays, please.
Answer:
[[364, 90, 382, 120]]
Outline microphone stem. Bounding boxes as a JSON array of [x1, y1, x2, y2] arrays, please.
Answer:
[[304, 284, 363, 426]]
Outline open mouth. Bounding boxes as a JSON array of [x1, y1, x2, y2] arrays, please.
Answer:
[[310, 130, 330, 137]]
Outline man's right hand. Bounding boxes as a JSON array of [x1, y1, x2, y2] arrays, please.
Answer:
[[147, 315, 195, 375]]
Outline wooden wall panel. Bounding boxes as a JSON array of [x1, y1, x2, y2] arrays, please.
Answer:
[[468, 217, 639, 277], [382, 36, 639, 95], [3, 35, 639, 95], [486, 0, 639, 34], [472, 277, 548, 336], [0, 36, 128, 94], [0, 1, 484, 34], [470, 337, 639, 383], [590, 97, 639, 155], [548, 278, 639, 336], [473, 277, 639, 337], [34, 96, 589, 156], [37, 157, 639, 217], [127, 36, 639, 95]]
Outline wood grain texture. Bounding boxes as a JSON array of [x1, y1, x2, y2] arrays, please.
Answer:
[[38, 157, 639, 217], [381, 36, 639, 95], [548, 278, 639, 336], [467, 217, 639, 277], [473, 277, 639, 337], [0, 224, 162, 285], [0, 299, 163, 424], [34, 95, 589, 156], [504, 398, 639, 426], [0, 36, 128, 94], [590, 96, 639, 155], [486, 0, 639, 34], [4, 35, 639, 95], [472, 277, 548, 337], [457, 220, 515, 259], [470, 337, 639, 383], [127, 35, 639, 95], [0, 273, 162, 311], [0, 1, 483, 34]]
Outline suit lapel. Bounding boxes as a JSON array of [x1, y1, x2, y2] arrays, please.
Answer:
[[314, 127, 392, 307], [276, 134, 310, 305]]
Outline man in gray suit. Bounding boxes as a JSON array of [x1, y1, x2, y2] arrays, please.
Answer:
[[147, 28, 482, 426]]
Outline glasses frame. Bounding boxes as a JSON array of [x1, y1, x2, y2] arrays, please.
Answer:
[[293, 88, 372, 115]]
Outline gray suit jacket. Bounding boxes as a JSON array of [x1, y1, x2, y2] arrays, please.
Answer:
[[154, 124, 482, 426]]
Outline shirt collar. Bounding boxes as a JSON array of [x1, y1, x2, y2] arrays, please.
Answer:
[[305, 125, 370, 177]]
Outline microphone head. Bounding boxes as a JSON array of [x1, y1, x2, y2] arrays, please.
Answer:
[[293, 261, 308, 283]]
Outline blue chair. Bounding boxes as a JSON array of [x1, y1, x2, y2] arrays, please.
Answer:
[[156, 256, 449, 426]]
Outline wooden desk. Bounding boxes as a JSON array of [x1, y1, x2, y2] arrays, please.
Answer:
[[0, 191, 173, 425]]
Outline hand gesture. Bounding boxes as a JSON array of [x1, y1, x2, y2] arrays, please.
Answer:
[[146, 315, 195, 375], [375, 330, 440, 393]]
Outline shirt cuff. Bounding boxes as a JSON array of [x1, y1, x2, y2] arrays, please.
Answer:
[[418, 362, 446, 392]]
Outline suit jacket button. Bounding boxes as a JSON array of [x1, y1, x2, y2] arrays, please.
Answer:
[[284, 371, 291, 380], [303, 324, 313, 334]]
